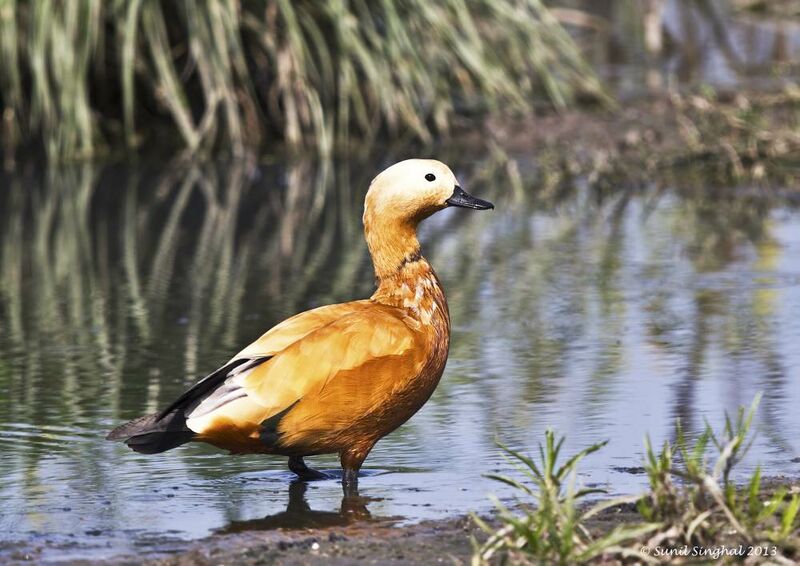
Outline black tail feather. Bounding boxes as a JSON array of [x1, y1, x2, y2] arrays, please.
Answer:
[[106, 413, 161, 441], [106, 410, 195, 454], [123, 428, 196, 454]]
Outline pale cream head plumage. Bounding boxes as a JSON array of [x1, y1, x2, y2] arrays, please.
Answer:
[[364, 159, 460, 224], [362, 159, 492, 279]]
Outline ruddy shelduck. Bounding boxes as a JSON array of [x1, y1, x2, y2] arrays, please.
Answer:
[[107, 159, 493, 489]]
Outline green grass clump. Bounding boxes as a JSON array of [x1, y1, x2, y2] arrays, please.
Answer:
[[638, 394, 799, 559], [475, 395, 800, 565], [472, 431, 656, 565], [0, 0, 604, 161]]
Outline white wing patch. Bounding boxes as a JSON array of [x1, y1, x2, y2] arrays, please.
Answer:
[[184, 360, 265, 426]]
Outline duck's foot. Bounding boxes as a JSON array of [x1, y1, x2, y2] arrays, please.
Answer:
[[288, 456, 329, 481]]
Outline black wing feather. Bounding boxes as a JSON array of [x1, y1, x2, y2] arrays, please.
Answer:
[[157, 356, 269, 420]]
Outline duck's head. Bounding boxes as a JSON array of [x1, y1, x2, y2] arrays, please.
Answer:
[[364, 159, 493, 279], [365, 159, 493, 225]]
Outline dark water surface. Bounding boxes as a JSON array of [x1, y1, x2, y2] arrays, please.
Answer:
[[1, 153, 799, 561]]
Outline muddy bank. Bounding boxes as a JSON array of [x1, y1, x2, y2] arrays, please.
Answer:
[[481, 86, 800, 187], [140, 515, 480, 566], [2, 514, 480, 566], [140, 509, 647, 566]]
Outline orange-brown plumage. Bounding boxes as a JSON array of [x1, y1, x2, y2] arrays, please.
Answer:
[[107, 159, 492, 487]]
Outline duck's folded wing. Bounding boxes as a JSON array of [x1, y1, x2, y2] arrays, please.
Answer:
[[232, 300, 372, 359], [241, 305, 421, 408], [150, 303, 367, 421], [185, 302, 423, 441]]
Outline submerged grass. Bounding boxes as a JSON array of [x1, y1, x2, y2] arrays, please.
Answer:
[[475, 395, 800, 565], [0, 0, 604, 161]]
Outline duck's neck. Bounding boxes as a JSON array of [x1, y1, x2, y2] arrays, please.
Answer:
[[364, 210, 421, 280], [364, 214, 449, 325]]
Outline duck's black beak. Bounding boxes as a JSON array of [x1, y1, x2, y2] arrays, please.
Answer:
[[445, 186, 494, 210]]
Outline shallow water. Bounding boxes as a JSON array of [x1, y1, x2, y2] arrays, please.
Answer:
[[0, 153, 799, 561]]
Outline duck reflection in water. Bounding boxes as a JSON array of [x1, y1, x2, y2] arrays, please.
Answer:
[[221, 481, 391, 533]]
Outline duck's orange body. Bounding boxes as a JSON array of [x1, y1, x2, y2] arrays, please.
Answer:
[[192, 264, 449, 464], [107, 159, 492, 487]]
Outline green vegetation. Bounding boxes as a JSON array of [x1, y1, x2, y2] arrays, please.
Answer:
[[472, 433, 656, 565], [474, 396, 800, 565], [0, 0, 603, 161]]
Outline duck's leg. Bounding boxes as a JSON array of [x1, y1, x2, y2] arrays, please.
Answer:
[[342, 468, 359, 495], [340, 441, 375, 496], [288, 456, 329, 481]]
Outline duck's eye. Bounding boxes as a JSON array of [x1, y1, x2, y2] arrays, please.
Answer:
[[425, 173, 436, 182]]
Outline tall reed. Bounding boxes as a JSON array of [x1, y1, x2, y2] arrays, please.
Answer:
[[0, 0, 604, 161]]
